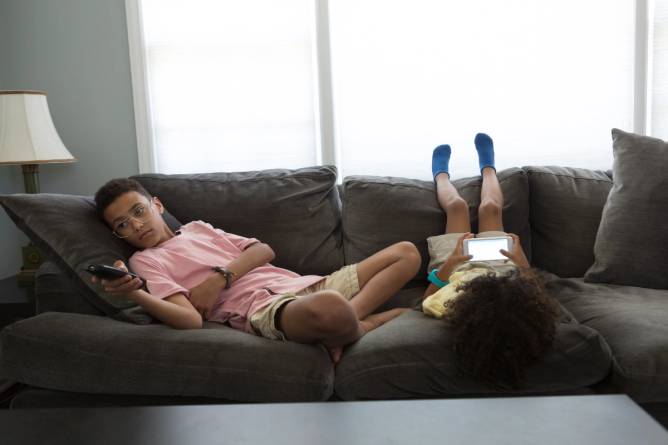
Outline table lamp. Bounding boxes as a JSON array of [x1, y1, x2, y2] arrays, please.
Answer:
[[0, 90, 77, 285]]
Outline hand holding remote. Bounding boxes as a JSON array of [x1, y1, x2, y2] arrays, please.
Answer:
[[89, 260, 145, 298]]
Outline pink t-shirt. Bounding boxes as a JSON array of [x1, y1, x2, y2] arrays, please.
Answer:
[[128, 220, 324, 333]]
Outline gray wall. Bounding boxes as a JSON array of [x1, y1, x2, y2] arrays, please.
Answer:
[[0, 0, 139, 279]]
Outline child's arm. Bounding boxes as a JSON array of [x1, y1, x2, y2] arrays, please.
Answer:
[[131, 290, 203, 329], [423, 233, 473, 298], [188, 242, 275, 318], [423, 258, 459, 298], [92, 260, 202, 329]]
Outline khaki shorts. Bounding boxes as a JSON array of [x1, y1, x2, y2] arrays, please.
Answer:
[[426, 230, 509, 271], [250, 264, 360, 341]]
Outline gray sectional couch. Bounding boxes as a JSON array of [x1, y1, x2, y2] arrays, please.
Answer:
[[1, 141, 667, 417]]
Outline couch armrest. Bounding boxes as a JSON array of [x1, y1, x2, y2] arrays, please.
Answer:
[[35, 261, 102, 316]]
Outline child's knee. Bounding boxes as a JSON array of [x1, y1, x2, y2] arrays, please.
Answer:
[[308, 291, 358, 337], [479, 199, 501, 217], [446, 197, 468, 214], [394, 241, 421, 273]]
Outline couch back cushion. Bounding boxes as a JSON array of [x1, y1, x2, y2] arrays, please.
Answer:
[[0, 193, 182, 323], [132, 165, 343, 276], [341, 168, 531, 283], [524, 166, 612, 278]]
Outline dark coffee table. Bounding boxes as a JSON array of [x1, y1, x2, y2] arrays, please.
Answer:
[[3, 394, 666, 444]]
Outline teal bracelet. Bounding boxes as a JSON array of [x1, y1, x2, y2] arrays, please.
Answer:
[[427, 268, 449, 288]]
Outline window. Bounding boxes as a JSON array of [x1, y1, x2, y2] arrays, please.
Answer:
[[652, 0, 668, 139], [135, 0, 317, 174], [127, 0, 663, 180]]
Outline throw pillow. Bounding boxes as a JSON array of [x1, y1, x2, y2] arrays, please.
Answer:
[[0, 193, 182, 323], [584, 129, 668, 288]]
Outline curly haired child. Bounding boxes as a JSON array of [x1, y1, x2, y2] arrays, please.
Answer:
[[423, 133, 560, 388]]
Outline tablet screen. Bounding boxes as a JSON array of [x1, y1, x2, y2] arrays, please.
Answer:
[[467, 238, 508, 261]]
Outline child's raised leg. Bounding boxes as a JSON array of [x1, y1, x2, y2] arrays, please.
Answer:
[[475, 133, 504, 232], [433, 144, 471, 234]]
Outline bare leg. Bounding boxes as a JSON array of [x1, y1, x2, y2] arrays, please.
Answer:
[[350, 241, 421, 320], [435, 173, 471, 234], [278, 291, 409, 365], [279, 290, 362, 346], [478, 167, 504, 232]]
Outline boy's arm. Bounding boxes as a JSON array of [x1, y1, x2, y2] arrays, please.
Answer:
[[92, 260, 202, 330], [131, 289, 203, 330], [188, 242, 275, 318]]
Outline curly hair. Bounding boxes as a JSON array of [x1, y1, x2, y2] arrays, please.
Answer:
[[94, 178, 152, 221], [443, 268, 560, 389]]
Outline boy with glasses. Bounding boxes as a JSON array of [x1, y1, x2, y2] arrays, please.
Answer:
[[92, 178, 420, 363]]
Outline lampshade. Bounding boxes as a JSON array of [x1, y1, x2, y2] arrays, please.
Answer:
[[0, 90, 77, 165]]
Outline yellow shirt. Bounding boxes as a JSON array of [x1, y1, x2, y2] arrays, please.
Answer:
[[422, 261, 518, 319]]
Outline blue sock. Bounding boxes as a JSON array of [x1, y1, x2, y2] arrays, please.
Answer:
[[474, 133, 495, 173], [432, 145, 451, 179]]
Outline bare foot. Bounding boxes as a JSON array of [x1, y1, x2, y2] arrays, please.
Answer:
[[359, 307, 411, 335], [327, 346, 343, 366]]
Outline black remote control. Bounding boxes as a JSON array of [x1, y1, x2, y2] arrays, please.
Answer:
[[86, 264, 140, 280]]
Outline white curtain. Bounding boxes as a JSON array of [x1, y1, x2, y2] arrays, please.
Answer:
[[329, 0, 635, 179], [140, 0, 317, 174], [139, 0, 647, 179], [652, 0, 668, 139]]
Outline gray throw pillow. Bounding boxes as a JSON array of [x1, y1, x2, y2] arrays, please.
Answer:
[[584, 129, 668, 289], [131, 165, 344, 276], [0, 193, 182, 323]]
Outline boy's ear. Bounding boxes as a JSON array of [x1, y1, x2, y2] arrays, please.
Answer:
[[153, 196, 166, 214]]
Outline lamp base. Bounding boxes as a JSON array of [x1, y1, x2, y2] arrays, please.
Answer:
[[16, 243, 43, 288], [22, 164, 39, 194]]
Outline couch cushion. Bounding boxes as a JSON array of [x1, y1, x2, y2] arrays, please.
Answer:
[[546, 277, 668, 403], [341, 168, 531, 284], [585, 129, 668, 289], [0, 194, 181, 324], [132, 165, 343, 276], [35, 261, 102, 316], [335, 299, 612, 400], [0, 312, 334, 402], [524, 166, 612, 278]]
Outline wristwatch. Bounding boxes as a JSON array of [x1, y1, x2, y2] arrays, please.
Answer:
[[212, 266, 237, 289]]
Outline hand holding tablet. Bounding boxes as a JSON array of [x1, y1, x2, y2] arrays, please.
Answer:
[[463, 236, 513, 262]]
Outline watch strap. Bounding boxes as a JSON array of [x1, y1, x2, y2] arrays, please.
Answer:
[[212, 266, 236, 289]]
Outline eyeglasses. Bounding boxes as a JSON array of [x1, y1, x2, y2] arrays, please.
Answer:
[[112, 198, 155, 238]]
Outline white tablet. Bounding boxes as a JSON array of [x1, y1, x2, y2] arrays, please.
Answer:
[[462, 236, 513, 262]]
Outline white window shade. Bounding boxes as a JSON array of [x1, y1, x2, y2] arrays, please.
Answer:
[[652, 0, 668, 139], [140, 0, 317, 174], [329, 0, 635, 180]]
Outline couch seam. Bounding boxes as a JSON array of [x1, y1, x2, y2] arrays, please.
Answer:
[[525, 170, 612, 184], [343, 171, 524, 193], [133, 170, 335, 186]]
